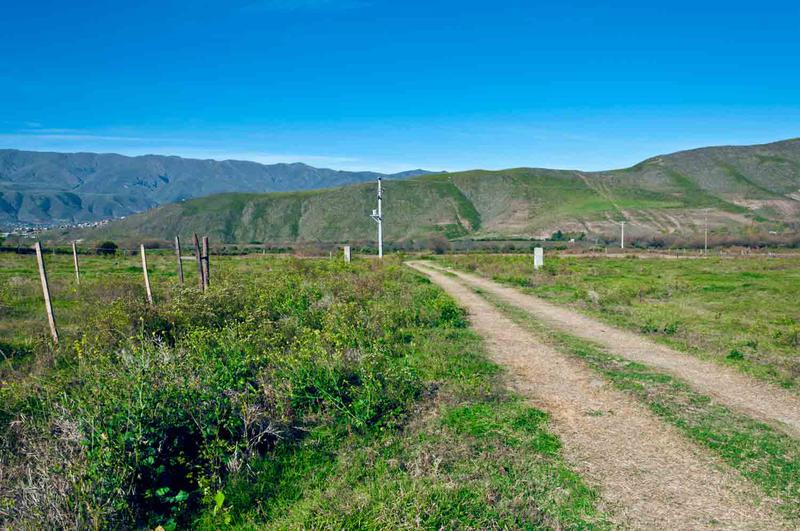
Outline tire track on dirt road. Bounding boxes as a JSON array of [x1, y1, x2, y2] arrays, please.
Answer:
[[407, 261, 787, 530], [422, 262, 800, 439]]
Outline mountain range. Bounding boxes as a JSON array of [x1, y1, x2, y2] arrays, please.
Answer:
[[48, 138, 800, 245], [0, 149, 430, 226]]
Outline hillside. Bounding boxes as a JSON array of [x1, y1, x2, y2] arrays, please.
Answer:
[[53, 138, 800, 244], [0, 149, 430, 226]]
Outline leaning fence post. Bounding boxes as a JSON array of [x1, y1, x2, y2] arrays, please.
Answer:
[[174, 236, 184, 284], [201, 236, 210, 290], [34, 242, 59, 344], [193, 233, 204, 289], [71, 241, 81, 285], [140, 244, 154, 305]]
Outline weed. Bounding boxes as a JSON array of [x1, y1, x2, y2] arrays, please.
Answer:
[[0, 255, 609, 528]]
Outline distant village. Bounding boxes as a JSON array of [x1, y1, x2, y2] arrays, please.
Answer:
[[0, 218, 117, 240]]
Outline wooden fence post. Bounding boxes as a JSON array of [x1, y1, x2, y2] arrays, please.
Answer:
[[34, 242, 59, 344], [202, 236, 210, 290], [174, 236, 184, 284], [71, 241, 81, 285], [140, 244, 154, 305], [193, 233, 205, 289]]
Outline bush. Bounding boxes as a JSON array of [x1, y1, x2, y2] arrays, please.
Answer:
[[141, 239, 165, 250], [95, 241, 118, 255], [428, 235, 451, 255], [0, 259, 466, 528], [727, 349, 745, 360]]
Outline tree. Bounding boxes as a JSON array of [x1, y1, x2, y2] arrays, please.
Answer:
[[96, 241, 118, 256], [429, 234, 451, 255]]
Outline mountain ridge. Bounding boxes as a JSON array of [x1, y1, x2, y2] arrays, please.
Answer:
[[49, 137, 800, 245], [0, 148, 433, 226]]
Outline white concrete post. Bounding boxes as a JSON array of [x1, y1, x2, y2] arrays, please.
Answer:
[[533, 247, 544, 270], [343, 245, 351, 263]]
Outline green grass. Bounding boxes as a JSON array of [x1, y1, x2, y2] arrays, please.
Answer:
[[0, 250, 199, 351], [663, 168, 749, 212], [210, 325, 610, 529], [717, 161, 780, 198], [0, 252, 610, 529], [422, 174, 483, 231], [438, 254, 800, 389], [476, 289, 800, 522]]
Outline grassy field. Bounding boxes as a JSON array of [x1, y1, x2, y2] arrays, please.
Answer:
[[437, 254, 800, 389], [0, 250, 183, 349], [0, 251, 610, 529]]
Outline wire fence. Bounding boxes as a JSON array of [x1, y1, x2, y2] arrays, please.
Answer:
[[10, 236, 362, 347], [24, 234, 215, 345], [9, 237, 797, 347]]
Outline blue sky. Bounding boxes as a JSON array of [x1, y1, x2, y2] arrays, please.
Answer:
[[1, 0, 799, 172]]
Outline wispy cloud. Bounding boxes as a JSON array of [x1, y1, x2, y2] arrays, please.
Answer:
[[153, 149, 422, 173], [20, 128, 84, 134], [0, 125, 422, 173], [0, 125, 186, 143], [0, 135, 377, 170], [174, 149, 361, 167], [0, 132, 151, 142]]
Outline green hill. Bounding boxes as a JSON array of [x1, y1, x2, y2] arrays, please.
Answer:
[[54, 138, 800, 245], [0, 149, 431, 226]]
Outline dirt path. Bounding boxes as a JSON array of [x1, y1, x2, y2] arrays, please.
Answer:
[[407, 261, 786, 530], [422, 262, 800, 439]]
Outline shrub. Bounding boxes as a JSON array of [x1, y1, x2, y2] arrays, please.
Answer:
[[96, 241, 118, 255], [727, 349, 745, 360], [141, 239, 165, 249], [0, 259, 466, 528], [428, 235, 451, 255], [663, 321, 680, 335], [774, 326, 800, 347]]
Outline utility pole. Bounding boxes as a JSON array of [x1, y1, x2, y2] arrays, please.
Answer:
[[620, 221, 626, 249], [370, 177, 383, 258]]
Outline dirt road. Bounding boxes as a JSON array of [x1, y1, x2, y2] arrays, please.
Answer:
[[407, 261, 786, 530], [420, 262, 800, 439]]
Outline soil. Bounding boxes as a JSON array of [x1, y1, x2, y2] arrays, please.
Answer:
[[421, 263, 800, 439], [407, 261, 788, 530]]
